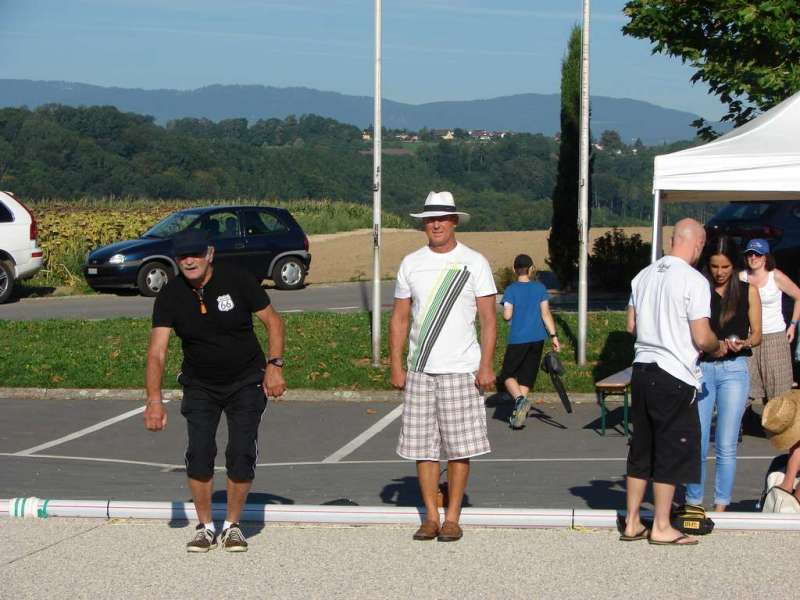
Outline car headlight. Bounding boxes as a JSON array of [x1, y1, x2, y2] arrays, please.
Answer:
[[108, 254, 126, 264]]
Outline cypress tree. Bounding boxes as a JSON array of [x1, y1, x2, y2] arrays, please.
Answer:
[[547, 26, 581, 290]]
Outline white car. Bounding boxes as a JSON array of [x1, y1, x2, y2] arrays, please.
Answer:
[[0, 191, 43, 303]]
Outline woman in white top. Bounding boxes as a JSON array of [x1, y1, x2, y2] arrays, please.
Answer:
[[740, 238, 800, 401]]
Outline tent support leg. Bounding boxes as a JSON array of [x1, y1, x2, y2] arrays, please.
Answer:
[[651, 189, 663, 263]]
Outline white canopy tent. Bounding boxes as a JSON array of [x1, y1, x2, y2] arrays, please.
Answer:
[[650, 90, 800, 261]]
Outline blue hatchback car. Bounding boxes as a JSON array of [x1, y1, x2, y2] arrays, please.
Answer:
[[83, 205, 311, 296]]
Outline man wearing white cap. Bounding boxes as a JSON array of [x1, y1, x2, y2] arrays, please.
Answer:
[[389, 191, 497, 542]]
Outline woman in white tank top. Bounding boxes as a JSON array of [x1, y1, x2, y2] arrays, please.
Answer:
[[740, 239, 800, 401]]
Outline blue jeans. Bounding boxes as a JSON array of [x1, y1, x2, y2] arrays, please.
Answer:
[[685, 357, 750, 507]]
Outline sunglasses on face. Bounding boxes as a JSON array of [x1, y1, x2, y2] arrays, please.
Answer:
[[744, 252, 764, 258]]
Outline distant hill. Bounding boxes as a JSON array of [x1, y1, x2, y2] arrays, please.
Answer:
[[0, 79, 701, 144]]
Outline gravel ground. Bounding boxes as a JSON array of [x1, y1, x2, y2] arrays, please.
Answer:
[[2, 518, 797, 599]]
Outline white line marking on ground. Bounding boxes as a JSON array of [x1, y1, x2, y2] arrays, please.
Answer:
[[0, 452, 776, 470], [279, 309, 303, 313], [0, 452, 183, 470], [328, 306, 360, 311], [12, 404, 154, 456], [322, 404, 404, 463]]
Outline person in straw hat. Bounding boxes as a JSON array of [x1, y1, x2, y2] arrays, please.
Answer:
[[389, 191, 497, 542], [762, 390, 800, 502]]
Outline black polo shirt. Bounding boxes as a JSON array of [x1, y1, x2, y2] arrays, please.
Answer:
[[152, 265, 271, 384]]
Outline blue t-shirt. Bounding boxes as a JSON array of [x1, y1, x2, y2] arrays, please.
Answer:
[[502, 281, 549, 344]]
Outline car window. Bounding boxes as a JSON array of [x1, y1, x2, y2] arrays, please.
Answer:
[[713, 202, 773, 221], [198, 211, 241, 239], [0, 201, 12, 223], [243, 210, 289, 236], [144, 211, 202, 238]]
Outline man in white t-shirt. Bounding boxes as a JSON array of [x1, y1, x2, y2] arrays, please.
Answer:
[[389, 191, 497, 543], [622, 218, 720, 546]]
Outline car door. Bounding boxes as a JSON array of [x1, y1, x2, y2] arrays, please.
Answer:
[[241, 209, 292, 279], [193, 209, 248, 270]]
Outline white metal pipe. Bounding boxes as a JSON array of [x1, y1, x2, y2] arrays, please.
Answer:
[[371, 0, 383, 367], [577, 0, 591, 366], [651, 189, 663, 263], [6, 498, 800, 531]]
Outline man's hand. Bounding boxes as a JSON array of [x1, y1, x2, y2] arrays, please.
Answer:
[[144, 401, 167, 431], [787, 323, 797, 343], [552, 336, 562, 353], [475, 364, 496, 392], [391, 367, 407, 390], [263, 365, 286, 398], [710, 340, 728, 359]]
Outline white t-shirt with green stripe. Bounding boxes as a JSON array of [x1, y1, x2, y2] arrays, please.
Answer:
[[395, 242, 497, 374]]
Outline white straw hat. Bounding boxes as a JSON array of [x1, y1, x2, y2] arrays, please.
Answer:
[[409, 191, 470, 224]]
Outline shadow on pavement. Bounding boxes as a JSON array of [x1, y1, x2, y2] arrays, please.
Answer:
[[380, 476, 472, 511], [582, 406, 630, 437], [165, 491, 295, 537], [569, 477, 649, 510], [486, 393, 567, 429]]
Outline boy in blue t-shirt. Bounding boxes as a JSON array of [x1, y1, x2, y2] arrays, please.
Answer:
[[501, 254, 561, 429]]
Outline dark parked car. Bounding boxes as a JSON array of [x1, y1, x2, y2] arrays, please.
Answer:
[[83, 206, 311, 296], [705, 200, 800, 282]]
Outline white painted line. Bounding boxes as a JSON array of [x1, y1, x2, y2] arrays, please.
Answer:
[[12, 404, 152, 456], [279, 309, 303, 313], [0, 452, 776, 471], [0, 452, 183, 470], [328, 306, 360, 311], [321, 404, 404, 463]]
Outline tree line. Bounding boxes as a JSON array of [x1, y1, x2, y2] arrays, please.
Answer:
[[0, 103, 699, 231]]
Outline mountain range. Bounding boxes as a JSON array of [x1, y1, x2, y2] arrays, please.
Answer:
[[0, 79, 702, 144]]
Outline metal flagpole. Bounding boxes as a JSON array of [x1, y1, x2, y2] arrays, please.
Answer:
[[577, 0, 591, 366], [371, 0, 382, 367]]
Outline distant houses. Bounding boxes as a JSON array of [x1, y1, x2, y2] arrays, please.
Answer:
[[361, 128, 511, 142]]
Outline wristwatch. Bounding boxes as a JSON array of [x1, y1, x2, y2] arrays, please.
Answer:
[[268, 357, 285, 368]]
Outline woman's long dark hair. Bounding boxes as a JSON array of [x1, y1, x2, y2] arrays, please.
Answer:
[[703, 236, 741, 328]]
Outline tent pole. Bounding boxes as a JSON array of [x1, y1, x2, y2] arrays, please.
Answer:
[[651, 189, 662, 263]]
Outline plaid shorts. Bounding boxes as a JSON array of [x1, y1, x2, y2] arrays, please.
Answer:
[[396, 371, 491, 461]]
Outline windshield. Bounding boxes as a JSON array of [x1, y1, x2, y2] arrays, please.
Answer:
[[711, 202, 775, 222], [144, 211, 202, 238]]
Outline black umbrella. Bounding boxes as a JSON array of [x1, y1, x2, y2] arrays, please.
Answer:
[[541, 351, 572, 414]]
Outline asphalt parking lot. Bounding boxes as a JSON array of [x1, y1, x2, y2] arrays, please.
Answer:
[[0, 396, 777, 510]]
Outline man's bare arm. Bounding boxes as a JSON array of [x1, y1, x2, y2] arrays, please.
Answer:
[[389, 298, 411, 389], [626, 305, 636, 335], [255, 305, 286, 398], [144, 327, 171, 431], [689, 317, 723, 355], [476, 294, 497, 391]]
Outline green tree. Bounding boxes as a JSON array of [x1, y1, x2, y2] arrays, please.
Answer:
[[548, 25, 582, 289], [623, 1, 800, 138]]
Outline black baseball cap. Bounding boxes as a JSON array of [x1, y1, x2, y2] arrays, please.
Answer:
[[173, 229, 211, 257], [513, 254, 534, 270]]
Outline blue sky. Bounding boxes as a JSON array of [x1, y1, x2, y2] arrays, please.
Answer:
[[0, 0, 723, 119]]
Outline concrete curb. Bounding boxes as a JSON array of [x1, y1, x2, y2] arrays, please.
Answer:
[[0, 386, 602, 404]]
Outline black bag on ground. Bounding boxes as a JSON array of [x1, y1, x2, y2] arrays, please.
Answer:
[[671, 503, 715, 535], [541, 351, 572, 414]]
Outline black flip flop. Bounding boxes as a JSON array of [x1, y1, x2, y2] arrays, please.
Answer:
[[648, 534, 698, 546], [619, 527, 649, 542]]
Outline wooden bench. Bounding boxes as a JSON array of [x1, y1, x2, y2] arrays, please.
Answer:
[[595, 367, 632, 436]]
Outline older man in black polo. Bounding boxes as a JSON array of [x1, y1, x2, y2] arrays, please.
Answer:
[[144, 229, 286, 553]]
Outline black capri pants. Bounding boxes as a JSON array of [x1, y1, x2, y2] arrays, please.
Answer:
[[626, 362, 701, 485], [179, 371, 268, 482]]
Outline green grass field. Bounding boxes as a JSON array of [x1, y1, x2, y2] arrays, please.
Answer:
[[1, 311, 632, 393]]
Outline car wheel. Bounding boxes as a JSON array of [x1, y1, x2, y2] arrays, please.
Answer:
[[137, 261, 172, 297], [0, 260, 14, 304], [272, 256, 306, 290]]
